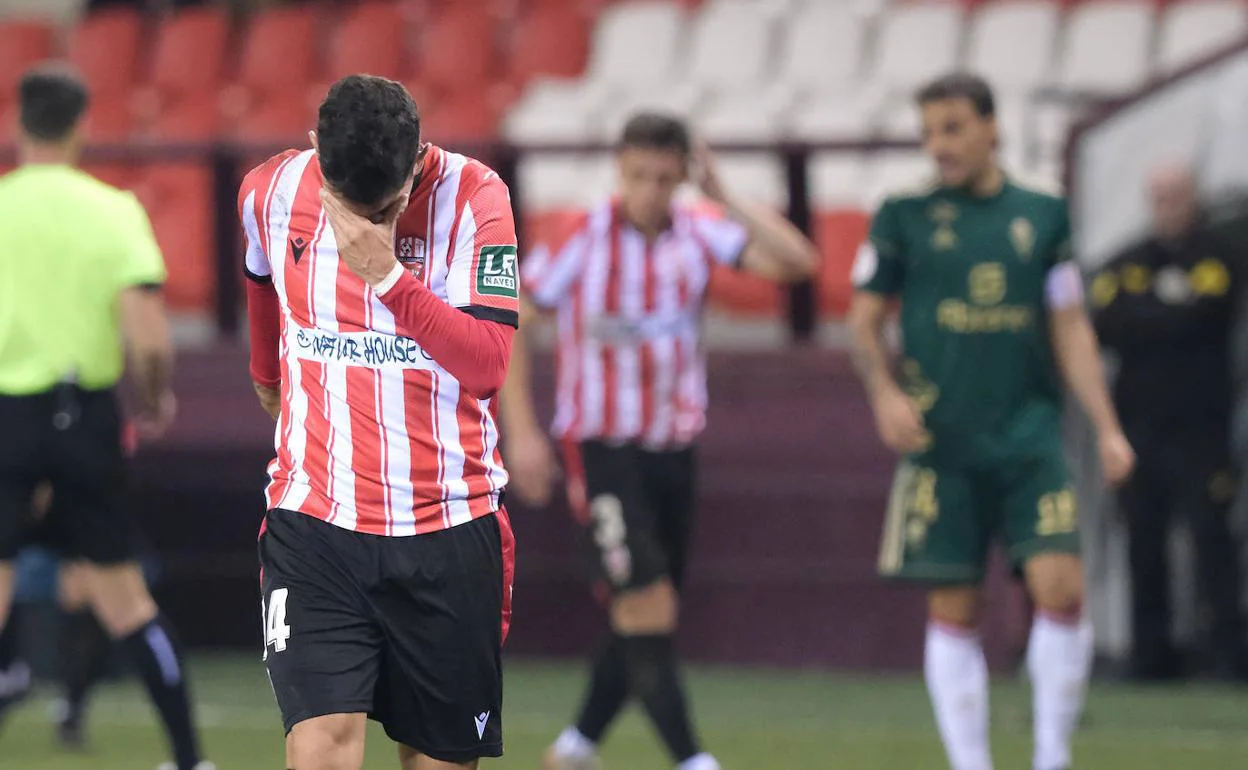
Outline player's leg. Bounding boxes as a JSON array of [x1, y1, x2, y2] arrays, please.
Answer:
[[879, 459, 993, 770], [371, 512, 507, 767], [55, 559, 113, 747], [262, 508, 384, 770], [0, 406, 40, 719], [1002, 454, 1090, 770], [548, 445, 629, 768]]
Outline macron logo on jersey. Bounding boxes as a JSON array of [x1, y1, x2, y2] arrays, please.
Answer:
[[474, 710, 490, 740]]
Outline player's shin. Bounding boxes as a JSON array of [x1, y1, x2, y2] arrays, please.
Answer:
[[573, 632, 630, 743], [925, 622, 993, 770], [119, 613, 203, 770], [1026, 610, 1093, 770]]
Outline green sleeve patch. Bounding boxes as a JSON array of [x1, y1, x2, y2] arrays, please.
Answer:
[[476, 245, 518, 298]]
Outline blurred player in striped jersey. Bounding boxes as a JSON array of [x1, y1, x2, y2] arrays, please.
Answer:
[[502, 114, 818, 770], [243, 75, 516, 770]]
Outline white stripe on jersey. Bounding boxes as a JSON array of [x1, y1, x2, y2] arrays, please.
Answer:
[[578, 224, 610, 439], [613, 228, 645, 440]]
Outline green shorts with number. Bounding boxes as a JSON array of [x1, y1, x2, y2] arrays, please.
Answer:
[[876, 450, 1081, 584]]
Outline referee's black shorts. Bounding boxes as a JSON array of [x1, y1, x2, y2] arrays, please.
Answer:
[[565, 439, 698, 594], [0, 384, 136, 563]]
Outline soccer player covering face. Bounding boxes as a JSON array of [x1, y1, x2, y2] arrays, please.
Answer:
[[502, 114, 818, 770], [242, 76, 517, 770], [847, 73, 1136, 770]]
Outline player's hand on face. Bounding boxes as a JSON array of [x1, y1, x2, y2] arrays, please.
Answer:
[[871, 385, 932, 455], [135, 389, 176, 440], [504, 430, 560, 508], [320, 187, 410, 288], [691, 140, 727, 204], [1098, 429, 1136, 487]]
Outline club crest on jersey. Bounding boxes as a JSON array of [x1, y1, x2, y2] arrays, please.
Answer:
[[931, 227, 957, 251], [397, 236, 427, 281], [1009, 217, 1035, 261], [476, 245, 518, 298]]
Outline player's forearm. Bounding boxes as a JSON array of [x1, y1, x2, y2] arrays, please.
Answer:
[[1052, 309, 1122, 436], [722, 192, 818, 281], [499, 318, 545, 437], [848, 297, 900, 399], [120, 286, 174, 414], [376, 270, 514, 399], [129, 347, 173, 416], [246, 278, 282, 389]]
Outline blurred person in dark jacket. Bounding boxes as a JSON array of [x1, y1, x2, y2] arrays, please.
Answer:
[[1091, 164, 1248, 682]]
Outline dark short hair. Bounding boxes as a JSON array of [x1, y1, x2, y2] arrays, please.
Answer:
[[618, 112, 691, 155], [316, 75, 421, 208], [916, 73, 996, 118], [19, 64, 89, 142]]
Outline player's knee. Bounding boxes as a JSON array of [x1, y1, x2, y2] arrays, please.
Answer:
[[610, 579, 678, 635], [1026, 553, 1084, 615], [398, 743, 477, 770], [289, 714, 367, 770], [927, 586, 981, 629], [57, 562, 90, 611], [83, 562, 157, 637]]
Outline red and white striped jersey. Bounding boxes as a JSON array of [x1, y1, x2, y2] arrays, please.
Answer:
[[240, 145, 518, 536], [521, 201, 747, 448]]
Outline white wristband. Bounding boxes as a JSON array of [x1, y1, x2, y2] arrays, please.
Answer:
[[372, 262, 405, 296]]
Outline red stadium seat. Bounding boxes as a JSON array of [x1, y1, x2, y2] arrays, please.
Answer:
[[147, 99, 222, 141], [323, 1, 408, 81], [507, 6, 591, 87], [234, 97, 313, 142], [135, 6, 230, 136], [417, 7, 499, 94], [0, 21, 56, 96], [68, 8, 144, 98], [815, 208, 870, 318], [131, 163, 216, 312], [224, 5, 321, 129], [83, 98, 136, 142], [80, 163, 137, 191], [419, 92, 501, 143]]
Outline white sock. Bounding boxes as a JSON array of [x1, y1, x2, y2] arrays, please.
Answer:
[[553, 726, 596, 759], [677, 753, 721, 770], [925, 622, 994, 770], [1027, 612, 1093, 770]]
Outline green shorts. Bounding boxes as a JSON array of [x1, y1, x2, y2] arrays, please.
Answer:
[[876, 451, 1081, 584]]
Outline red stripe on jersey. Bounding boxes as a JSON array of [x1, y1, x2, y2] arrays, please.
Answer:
[[403, 369, 442, 533], [599, 216, 622, 438], [639, 240, 658, 439], [348, 365, 384, 520], [298, 359, 333, 522], [457, 392, 489, 504]]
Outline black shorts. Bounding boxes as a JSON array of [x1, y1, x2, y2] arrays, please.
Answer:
[[567, 440, 697, 592], [258, 507, 509, 762], [0, 385, 135, 563]]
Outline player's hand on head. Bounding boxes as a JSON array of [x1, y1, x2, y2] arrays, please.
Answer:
[[1098, 429, 1135, 487], [691, 140, 727, 204], [504, 431, 560, 508], [870, 385, 931, 455], [319, 187, 408, 288]]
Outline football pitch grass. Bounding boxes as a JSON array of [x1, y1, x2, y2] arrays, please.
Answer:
[[0, 654, 1245, 769]]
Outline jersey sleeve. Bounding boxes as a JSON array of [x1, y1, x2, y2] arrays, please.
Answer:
[[444, 172, 520, 327], [690, 208, 749, 268], [112, 193, 167, 289], [1047, 199, 1074, 266], [520, 214, 590, 310], [852, 198, 906, 295], [239, 166, 271, 283], [1043, 200, 1083, 309]]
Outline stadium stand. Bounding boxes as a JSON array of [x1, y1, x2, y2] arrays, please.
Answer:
[[1, 0, 1243, 319]]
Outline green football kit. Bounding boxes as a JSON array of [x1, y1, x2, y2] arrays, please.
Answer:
[[855, 178, 1080, 584]]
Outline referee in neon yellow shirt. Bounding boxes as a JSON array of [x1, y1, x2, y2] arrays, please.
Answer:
[[0, 64, 212, 770]]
